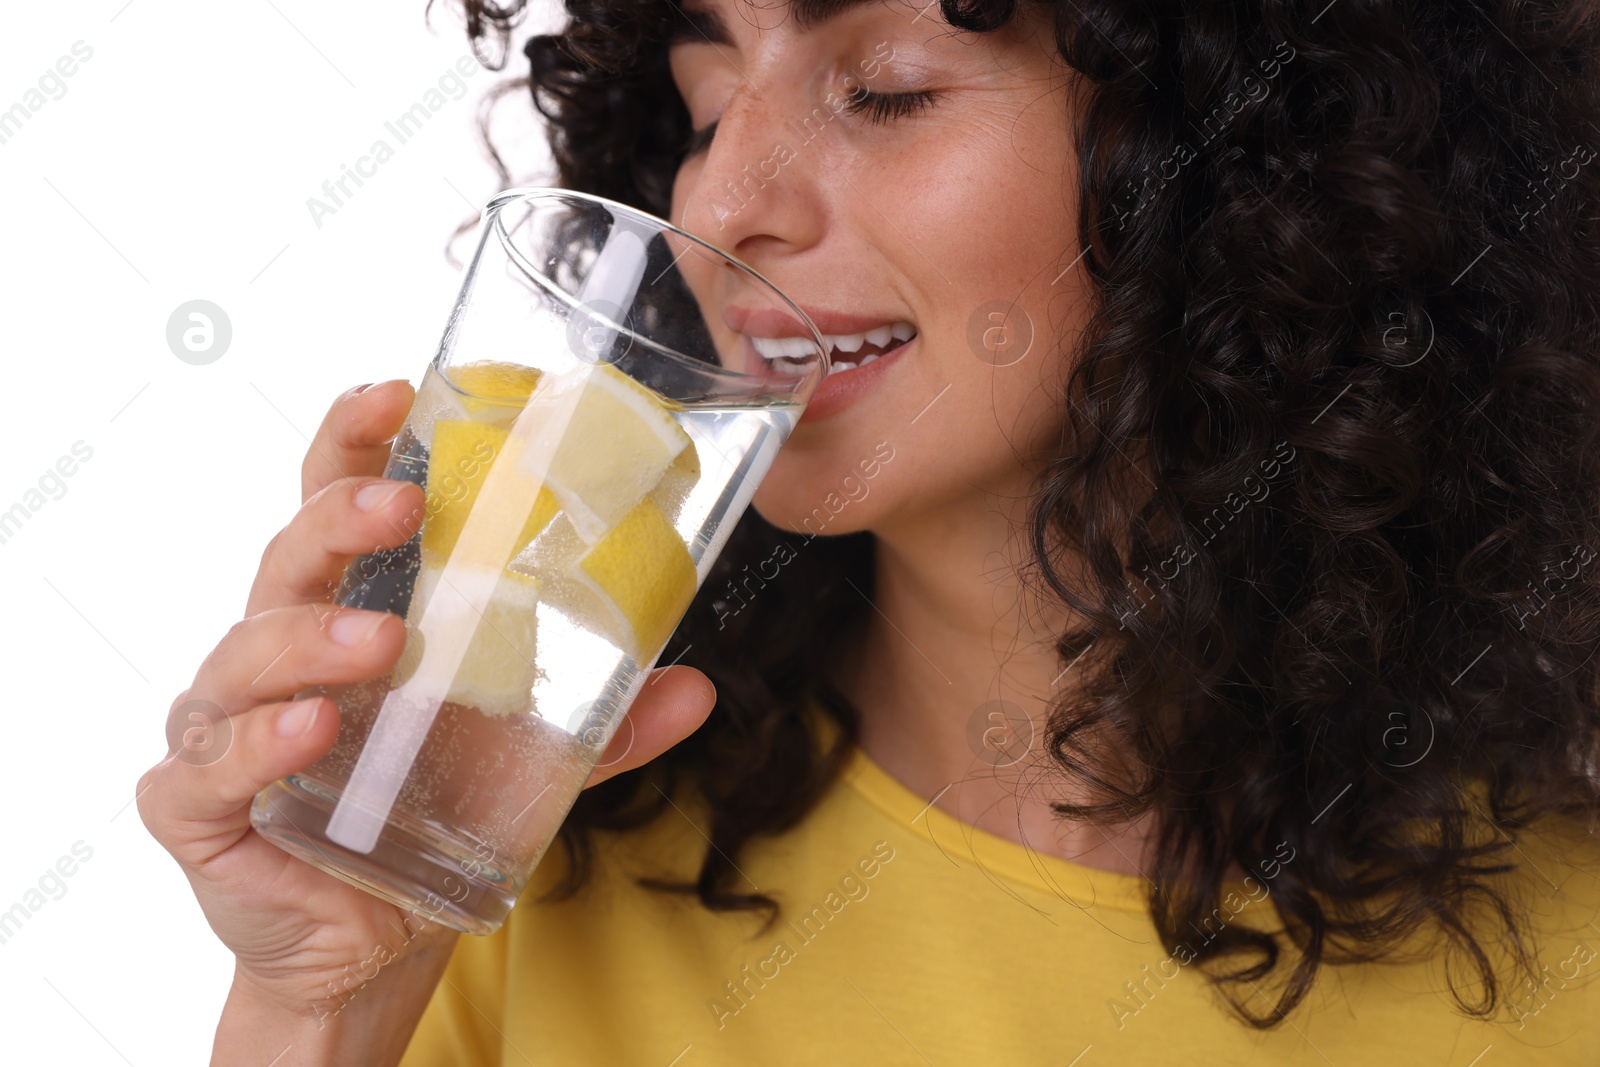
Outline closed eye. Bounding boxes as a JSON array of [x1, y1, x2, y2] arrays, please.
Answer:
[[843, 89, 939, 125], [682, 88, 938, 157]]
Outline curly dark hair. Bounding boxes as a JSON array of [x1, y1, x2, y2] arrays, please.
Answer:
[[426, 0, 1600, 1029]]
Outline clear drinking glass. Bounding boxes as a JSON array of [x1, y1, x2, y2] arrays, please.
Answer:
[[249, 187, 827, 935]]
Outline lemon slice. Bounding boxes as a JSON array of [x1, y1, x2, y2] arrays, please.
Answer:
[[534, 364, 691, 543], [392, 562, 541, 717], [445, 361, 545, 423], [409, 361, 545, 442], [648, 442, 701, 524], [423, 419, 559, 565], [447, 361, 544, 399], [535, 498, 697, 660]]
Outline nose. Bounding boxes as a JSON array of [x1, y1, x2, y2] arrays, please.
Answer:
[[676, 80, 825, 264]]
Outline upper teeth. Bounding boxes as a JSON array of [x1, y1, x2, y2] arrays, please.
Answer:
[[749, 320, 917, 362], [748, 336, 816, 360]]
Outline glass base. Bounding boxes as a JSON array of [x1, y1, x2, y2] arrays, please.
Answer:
[[250, 775, 516, 936]]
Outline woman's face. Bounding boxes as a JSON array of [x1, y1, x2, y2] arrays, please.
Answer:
[[667, 0, 1085, 537]]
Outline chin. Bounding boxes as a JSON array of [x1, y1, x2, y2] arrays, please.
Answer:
[[748, 478, 837, 537], [751, 440, 900, 538], [749, 495, 878, 540]]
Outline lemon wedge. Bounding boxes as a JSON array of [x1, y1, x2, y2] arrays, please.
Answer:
[[532, 498, 697, 661], [649, 442, 701, 524], [533, 364, 691, 543], [446, 360, 543, 399], [445, 361, 544, 424], [392, 562, 541, 717], [422, 418, 559, 565], [409, 361, 545, 442]]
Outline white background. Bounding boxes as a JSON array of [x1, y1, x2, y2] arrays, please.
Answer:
[[0, 1, 559, 1061]]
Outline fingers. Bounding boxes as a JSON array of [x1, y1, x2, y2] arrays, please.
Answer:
[[301, 380, 416, 504], [139, 694, 341, 868], [184, 605, 407, 718], [585, 666, 716, 788], [247, 475, 424, 615], [142, 662, 710, 870]]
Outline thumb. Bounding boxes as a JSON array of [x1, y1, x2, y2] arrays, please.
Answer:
[[584, 665, 715, 787]]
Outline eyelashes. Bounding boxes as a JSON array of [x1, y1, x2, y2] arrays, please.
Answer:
[[842, 88, 939, 125], [681, 89, 939, 156]]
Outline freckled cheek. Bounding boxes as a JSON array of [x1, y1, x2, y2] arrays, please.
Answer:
[[906, 122, 1076, 437], [888, 162, 1053, 317]]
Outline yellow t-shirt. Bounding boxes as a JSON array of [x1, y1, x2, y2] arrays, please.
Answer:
[[400, 729, 1600, 1065]]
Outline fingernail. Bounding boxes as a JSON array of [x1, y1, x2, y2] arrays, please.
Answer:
[[350, 382, 375, 395], [355, 481, 405, 512], [276, 698, 320, 738], [330, 611, 386, 647]]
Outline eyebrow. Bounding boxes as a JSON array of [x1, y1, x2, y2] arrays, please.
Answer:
[[670, 0, 888, 45]]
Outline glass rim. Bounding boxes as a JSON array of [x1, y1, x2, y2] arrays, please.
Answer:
[[482, 185, 832, 390]]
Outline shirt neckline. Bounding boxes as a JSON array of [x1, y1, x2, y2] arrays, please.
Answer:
[[835, 735, 1154, 913]]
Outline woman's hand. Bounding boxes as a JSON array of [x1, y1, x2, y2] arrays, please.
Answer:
[[137, 380, 718, 1038]]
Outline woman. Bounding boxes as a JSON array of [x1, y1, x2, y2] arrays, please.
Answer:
[[143, 0, 1600, 1062]]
